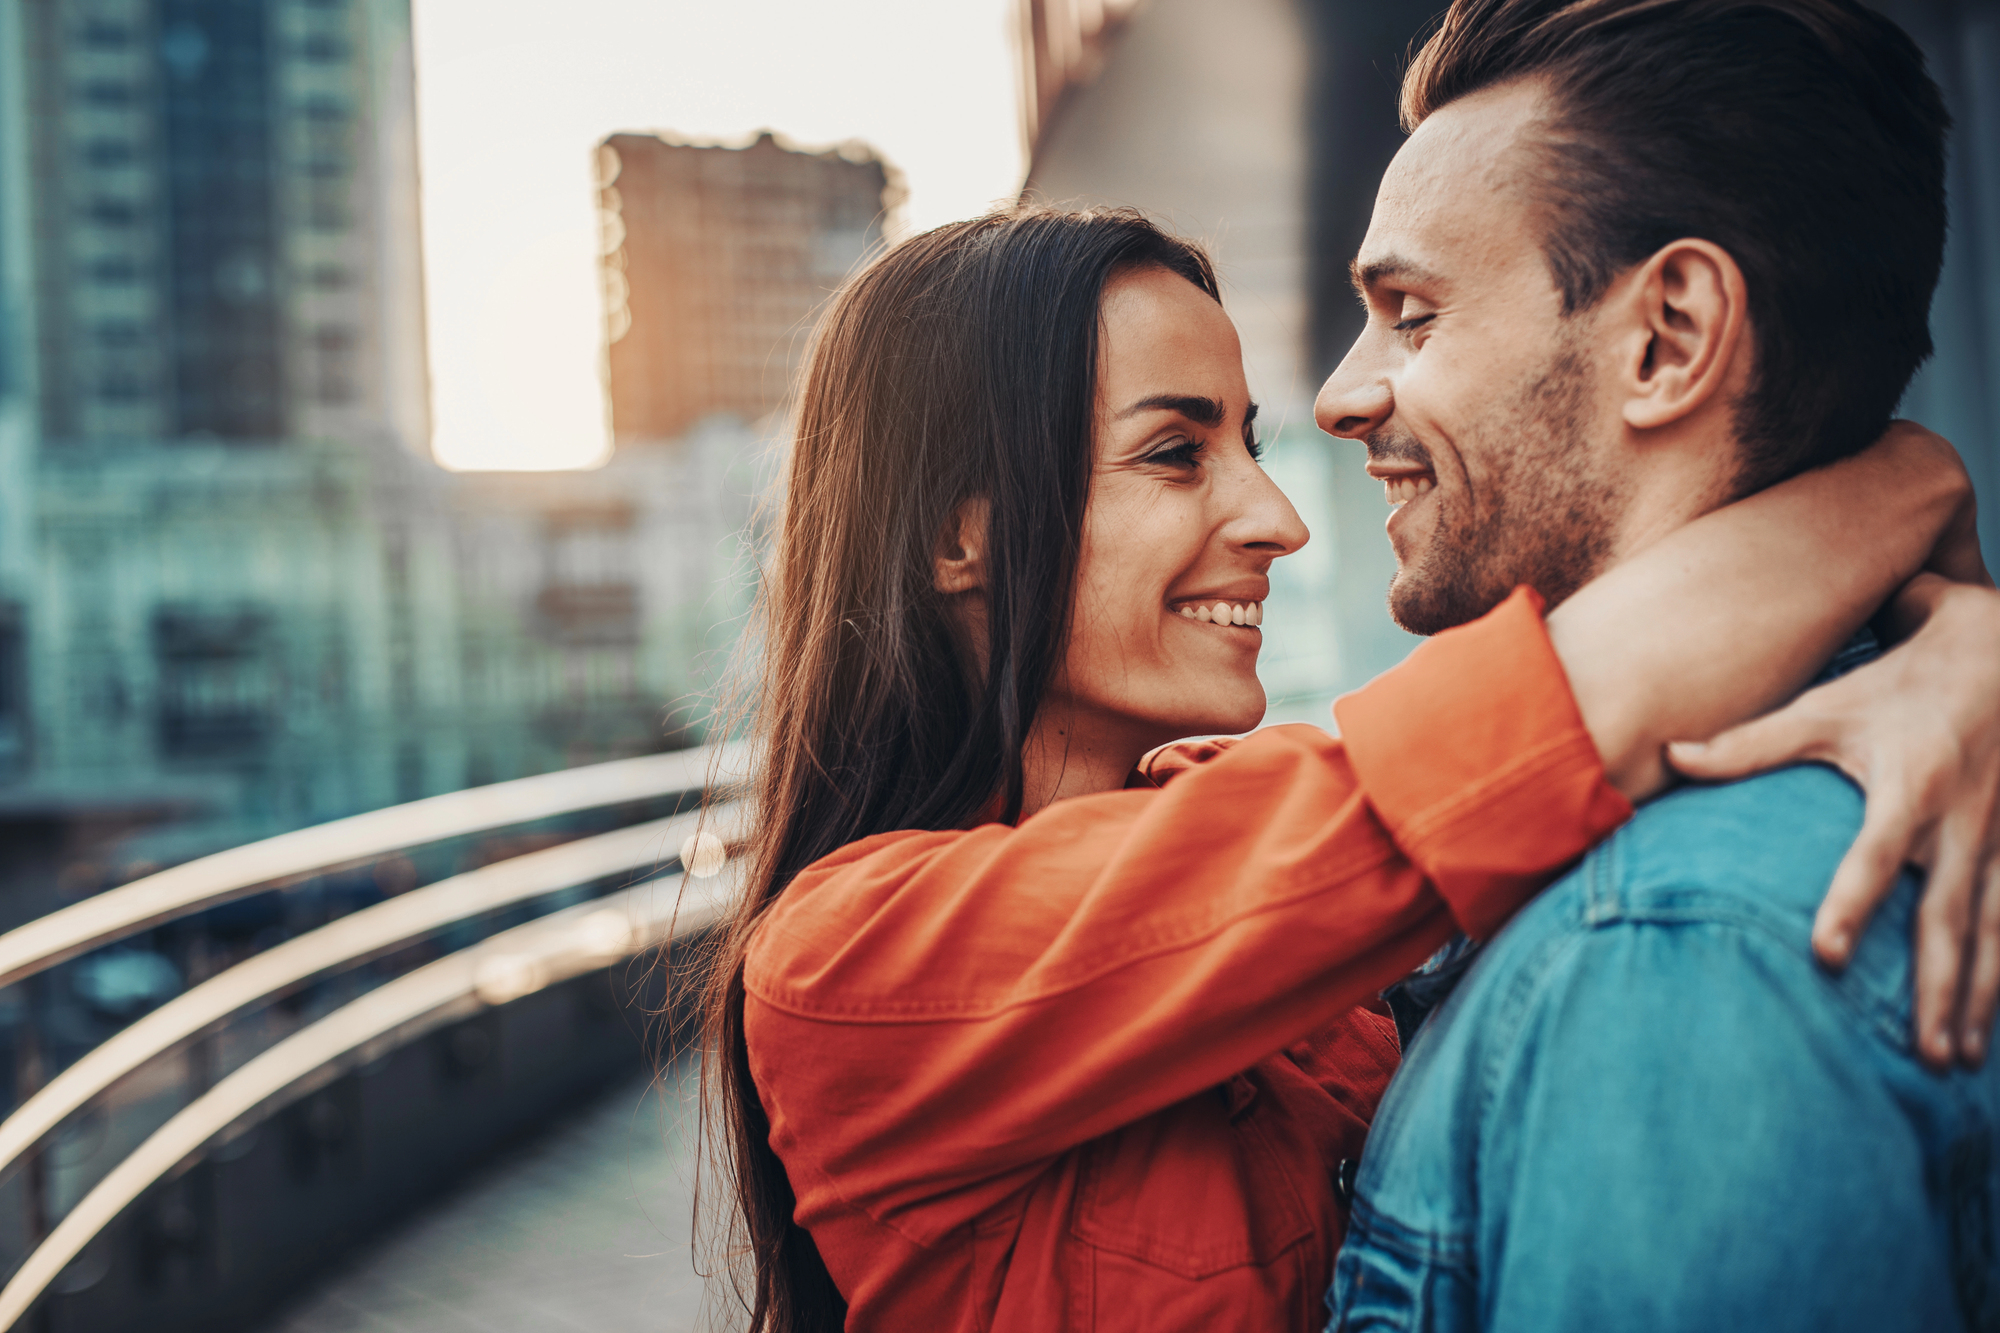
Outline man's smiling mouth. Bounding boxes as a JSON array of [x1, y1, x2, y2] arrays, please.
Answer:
[[1382, 475, 1434, 506], [1366, 461, 1437, 509]]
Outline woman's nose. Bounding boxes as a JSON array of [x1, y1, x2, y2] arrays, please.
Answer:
[[1232, 463, 1309, 556], [1314, 358, 1393, 441]]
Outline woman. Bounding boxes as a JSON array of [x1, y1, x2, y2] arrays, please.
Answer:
[[699, 207, 1999, 1332]]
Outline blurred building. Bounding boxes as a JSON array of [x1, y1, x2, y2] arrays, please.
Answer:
[[600, 131, 899, 444], [0, 0, 447, 891], [0, 2, 805, 919], [1019, 0, 2000, 704], [11, 0, 428, 456]]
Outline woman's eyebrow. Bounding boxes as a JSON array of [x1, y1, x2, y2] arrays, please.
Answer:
[[1117, 393, 1225, 426]]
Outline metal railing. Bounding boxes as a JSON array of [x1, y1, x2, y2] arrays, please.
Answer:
[[0, 745, 748, 1329], [0, 741, 748, 990]]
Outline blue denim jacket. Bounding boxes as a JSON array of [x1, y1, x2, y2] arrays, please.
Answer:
[[1325, 763, 1998, 1332]]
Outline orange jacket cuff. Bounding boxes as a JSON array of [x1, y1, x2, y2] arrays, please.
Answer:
[[1332, 586, 1633, 940]]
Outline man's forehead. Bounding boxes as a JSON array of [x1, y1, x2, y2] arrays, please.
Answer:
[[1355, 80, 1552, 292]]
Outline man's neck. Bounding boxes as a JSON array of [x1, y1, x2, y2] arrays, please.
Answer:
[[1601, 425, 1742, 568]]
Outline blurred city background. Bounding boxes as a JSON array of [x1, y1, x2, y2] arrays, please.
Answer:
[[0, 0, 1991, 1329]]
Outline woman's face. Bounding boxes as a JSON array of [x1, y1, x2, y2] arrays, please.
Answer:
[[1050, 264, 1308, 756]]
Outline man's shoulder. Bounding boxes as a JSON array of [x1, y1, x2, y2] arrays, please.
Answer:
[[1607, 762, 1865, 921], [1449, 762, 1916, 1057]]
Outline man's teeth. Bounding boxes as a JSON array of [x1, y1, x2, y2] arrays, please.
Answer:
[[1177, 601, 1264, 627], [1384, 476, 1435, 506]]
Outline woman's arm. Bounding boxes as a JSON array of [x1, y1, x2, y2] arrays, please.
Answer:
[[745, 593, 1623, 1230], [1547, 420, 1999, 1068], [1547, 421, 1969, 800], [1669, 574, 2000, 1068]]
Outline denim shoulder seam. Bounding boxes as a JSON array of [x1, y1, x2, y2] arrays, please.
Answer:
[[1499, 828, 1914, 1055]]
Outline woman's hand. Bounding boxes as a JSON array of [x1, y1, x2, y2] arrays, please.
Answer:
[[1669, 573, 2000, 1070]]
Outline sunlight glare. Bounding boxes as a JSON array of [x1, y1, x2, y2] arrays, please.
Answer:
[[412, 0, 1026, 472]]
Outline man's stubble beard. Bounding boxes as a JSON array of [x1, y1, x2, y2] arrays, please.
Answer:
[[1384, 341, 1625, 635]]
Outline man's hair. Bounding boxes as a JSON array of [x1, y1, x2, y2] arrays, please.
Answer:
[[1403, 0, 1949, 492]]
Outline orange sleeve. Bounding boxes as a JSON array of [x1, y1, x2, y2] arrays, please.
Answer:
[[745, 586, 1630, 1244]]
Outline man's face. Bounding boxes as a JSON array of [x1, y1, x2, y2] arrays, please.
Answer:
[[1314, 80, 1628, 634]]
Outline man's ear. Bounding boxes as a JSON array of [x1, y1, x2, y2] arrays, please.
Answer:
[[1615, 238, 1750, 432], [933, 496, 990, 595]]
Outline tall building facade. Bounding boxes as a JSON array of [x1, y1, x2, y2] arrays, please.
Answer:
[[0, 2, 800, 919], [12, 0, 427, 453], [0, 0, 450, 901], [599, 131, 899, 444]]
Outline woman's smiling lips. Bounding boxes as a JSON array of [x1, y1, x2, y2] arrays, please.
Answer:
[[1168, 596, 1265, 628]]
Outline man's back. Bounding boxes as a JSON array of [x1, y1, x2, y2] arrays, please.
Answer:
[[1329, 765, 1996, 1332]]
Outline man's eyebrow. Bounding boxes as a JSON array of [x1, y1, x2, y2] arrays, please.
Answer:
[[1116, 393, 1225, 427], [1349, 254, 1444, 299]]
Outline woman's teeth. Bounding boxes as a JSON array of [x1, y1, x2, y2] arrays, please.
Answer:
[[1384, 476, 1434, 506], [1176, 601, 1263, 627]]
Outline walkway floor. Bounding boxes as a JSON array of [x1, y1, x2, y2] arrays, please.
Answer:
[[258, 1061, 718, 1333]]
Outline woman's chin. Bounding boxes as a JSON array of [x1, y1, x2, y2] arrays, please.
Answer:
[[1165, 684, 1267, 738]]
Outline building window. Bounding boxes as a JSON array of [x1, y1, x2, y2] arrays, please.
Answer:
[[538, 510, 640, 649], [298, 94, 350, 122], [306, 263, 350, 290], [78, 81, 137, 107], [87, 257, 143, 285], [306, 201, 348, 232], [297, 35, 350, 63], [153, 606, 276, 761], [0, 604, 25, 779], [84, 138, 138, 168], [85, 197, 140, 227], [80, 21, 133, 50], [93, 320, 146, 347], [160, 0, 283, 440], [96, 370, 149, 403], [313, 324, 356, 404]]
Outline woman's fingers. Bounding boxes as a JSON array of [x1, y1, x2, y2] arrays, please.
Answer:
[[1959, 859, 2000, 1065], [1666, 700, 1836, 783], [1913, 820, 1981, 1069], [1812, 794, 1918, 970]]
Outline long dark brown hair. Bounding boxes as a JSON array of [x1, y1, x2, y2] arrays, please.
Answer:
[[698, 206, 1218, 1333]]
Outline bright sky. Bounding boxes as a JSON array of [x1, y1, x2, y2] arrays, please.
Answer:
[[412, 0, 1026, 471]]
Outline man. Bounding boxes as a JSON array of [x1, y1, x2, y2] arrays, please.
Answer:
[[1312, 1, 1997, 1329]]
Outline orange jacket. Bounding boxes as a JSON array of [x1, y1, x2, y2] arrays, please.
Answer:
[[744, 589, 1631, 1331]]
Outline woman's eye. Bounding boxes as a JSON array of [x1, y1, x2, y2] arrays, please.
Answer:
[[1392, 312, 1436, 334], [1144, 438, 1204, 468]]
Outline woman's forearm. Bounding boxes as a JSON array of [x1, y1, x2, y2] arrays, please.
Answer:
[[1549, 422, 1971, 800]]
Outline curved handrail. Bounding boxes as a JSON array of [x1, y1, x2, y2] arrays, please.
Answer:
[[0, 803, 746, 1185], [0, 864, 739, 1329], [0, 741, 749, 990]]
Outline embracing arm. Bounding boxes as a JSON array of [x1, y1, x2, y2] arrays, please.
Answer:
[[1546, 421, 1971, 801], [1546, 420, 2000, 1066], [748, 593, 1626, 1238]]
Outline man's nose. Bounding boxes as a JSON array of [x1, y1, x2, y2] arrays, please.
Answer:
[[1314, 356, 1393, 441]]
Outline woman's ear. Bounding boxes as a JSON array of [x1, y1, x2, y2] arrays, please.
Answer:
[[934, 496, 991, 595], [1618, 238, 1750, 432]]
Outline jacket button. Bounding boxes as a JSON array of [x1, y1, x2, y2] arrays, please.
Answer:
[[1334, 1158, 1358, 1207]]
